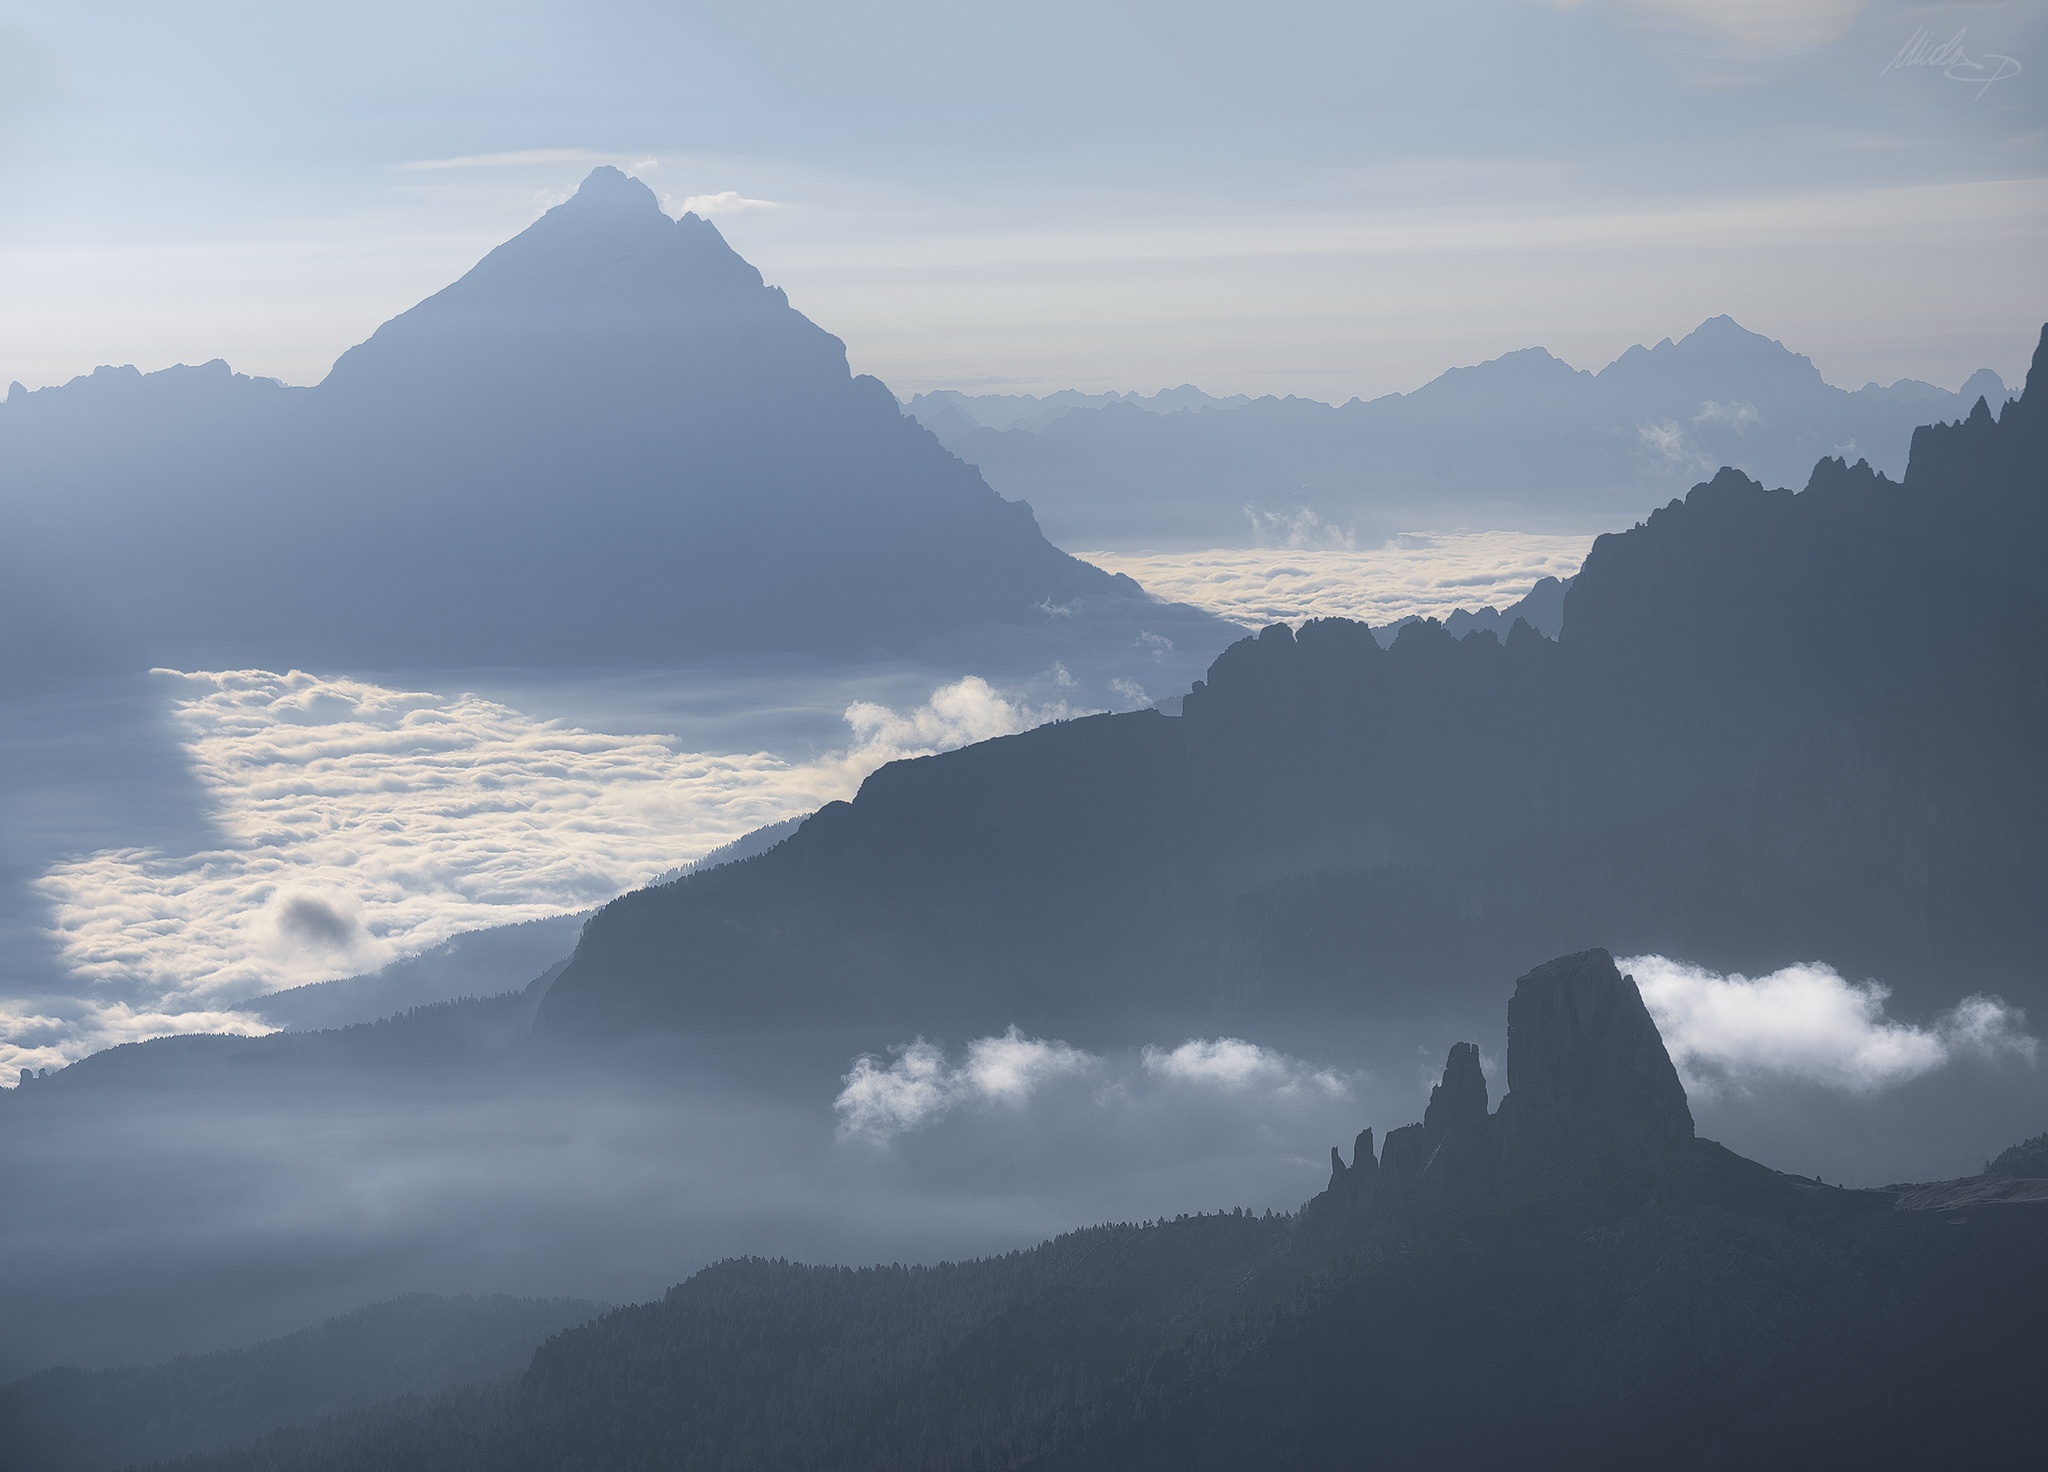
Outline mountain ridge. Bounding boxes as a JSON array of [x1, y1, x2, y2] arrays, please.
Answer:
[[533, 327, 2048, 1049], [106, 951, 2044, 1471], [917, 315, 2022, 548]]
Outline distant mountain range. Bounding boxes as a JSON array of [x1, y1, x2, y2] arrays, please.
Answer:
[[74, 952, 2041, 1470], [536, 326, 2048, 1049], [911, 317, 2020, 549], [0, 168, 1228, 683]]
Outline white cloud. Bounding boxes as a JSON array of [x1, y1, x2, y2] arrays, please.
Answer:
[[962, 1027, 1094, 1103], [1624, 954, 2039, 1097], [844, 675, 1070, 757], [837, 1030, 1348, 1141], [835, 1039, 959, 1137], [1142, 1037, 1343, 1095], [1080, 530, 1593, 630], [676, 191, 778, 216], [836, 1029, 1098, 1139], [14, 671, 1070, 1079]]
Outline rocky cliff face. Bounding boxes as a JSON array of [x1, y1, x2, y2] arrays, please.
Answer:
[[1317, 950, 1696, 1217]]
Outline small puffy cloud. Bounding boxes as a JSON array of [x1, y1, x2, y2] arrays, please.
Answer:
[[1624, 954, 2039, 1098], [1142, 1037, 1344, 1095], [962, 1028, 1094, 1103], [844, 676, 1070, 761], [836, 1039, 958, 1138], [1080, 530, 1592, 630], [836, 1029, 1099, 1140], [837, 1031, 1347, 1142]]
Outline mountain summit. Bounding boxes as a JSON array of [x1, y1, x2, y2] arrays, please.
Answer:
[[1, 169, 1209, 675]]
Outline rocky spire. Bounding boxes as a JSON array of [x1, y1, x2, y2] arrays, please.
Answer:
[[1312, 948, 1695, 1221], [1494, 948, 1693, 1177]]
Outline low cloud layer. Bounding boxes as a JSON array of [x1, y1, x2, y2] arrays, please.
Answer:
[[837, 1030, 1347, 1141], [1625, 954, 2039, 1097], [1081, 531, 1592, 630], [10, 672, 1069, 1078]]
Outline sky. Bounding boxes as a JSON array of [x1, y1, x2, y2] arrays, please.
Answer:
[[1, 0, 2042, 403]]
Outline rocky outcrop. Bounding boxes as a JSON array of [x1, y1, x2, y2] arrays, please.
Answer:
[[1318, 949, 1696, 1217], [1493, 949, 1694, 1180]]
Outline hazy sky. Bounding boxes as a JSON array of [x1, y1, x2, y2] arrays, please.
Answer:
[[1, 0, 2043, 401]]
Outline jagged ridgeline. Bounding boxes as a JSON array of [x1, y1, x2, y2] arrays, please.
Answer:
[[919, 316, 2019, 548], [131, 953, 2044, 1470], [0, 168, 1209, 676], [537, 333, 2048, 1044]]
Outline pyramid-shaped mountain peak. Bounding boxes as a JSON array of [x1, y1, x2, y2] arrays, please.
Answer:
[[566, 164, 665, 213], [320, 168, 786, 401]]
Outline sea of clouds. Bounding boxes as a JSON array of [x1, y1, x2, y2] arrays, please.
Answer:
[[5, 669, 1070, 1078], [1080, 530, 1593, 630]]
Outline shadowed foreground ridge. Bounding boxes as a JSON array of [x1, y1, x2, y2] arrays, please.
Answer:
[[140, 952, 2042, 1471]]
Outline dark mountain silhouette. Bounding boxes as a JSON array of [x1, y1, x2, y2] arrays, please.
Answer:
[[535, 327, 2048, 1048], [0, 168, 1223, 680], [124, 953, 2044, 1470], [917, 315, 2022, 548]]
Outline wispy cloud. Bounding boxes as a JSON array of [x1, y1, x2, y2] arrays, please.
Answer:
[[396, 148, 618, 172], [1624, 954, 2038, 1097], [676, 190, 779, 216], [12, 671, 1074, 1079]]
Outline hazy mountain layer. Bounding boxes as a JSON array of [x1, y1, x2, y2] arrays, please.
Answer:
[[539, 328, 2048, 1047], [0, 168, 1226, 682], [128, 953, 2044, 1470], [914, 316, 2018, 548], [0, 1293, 604, 1472]]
